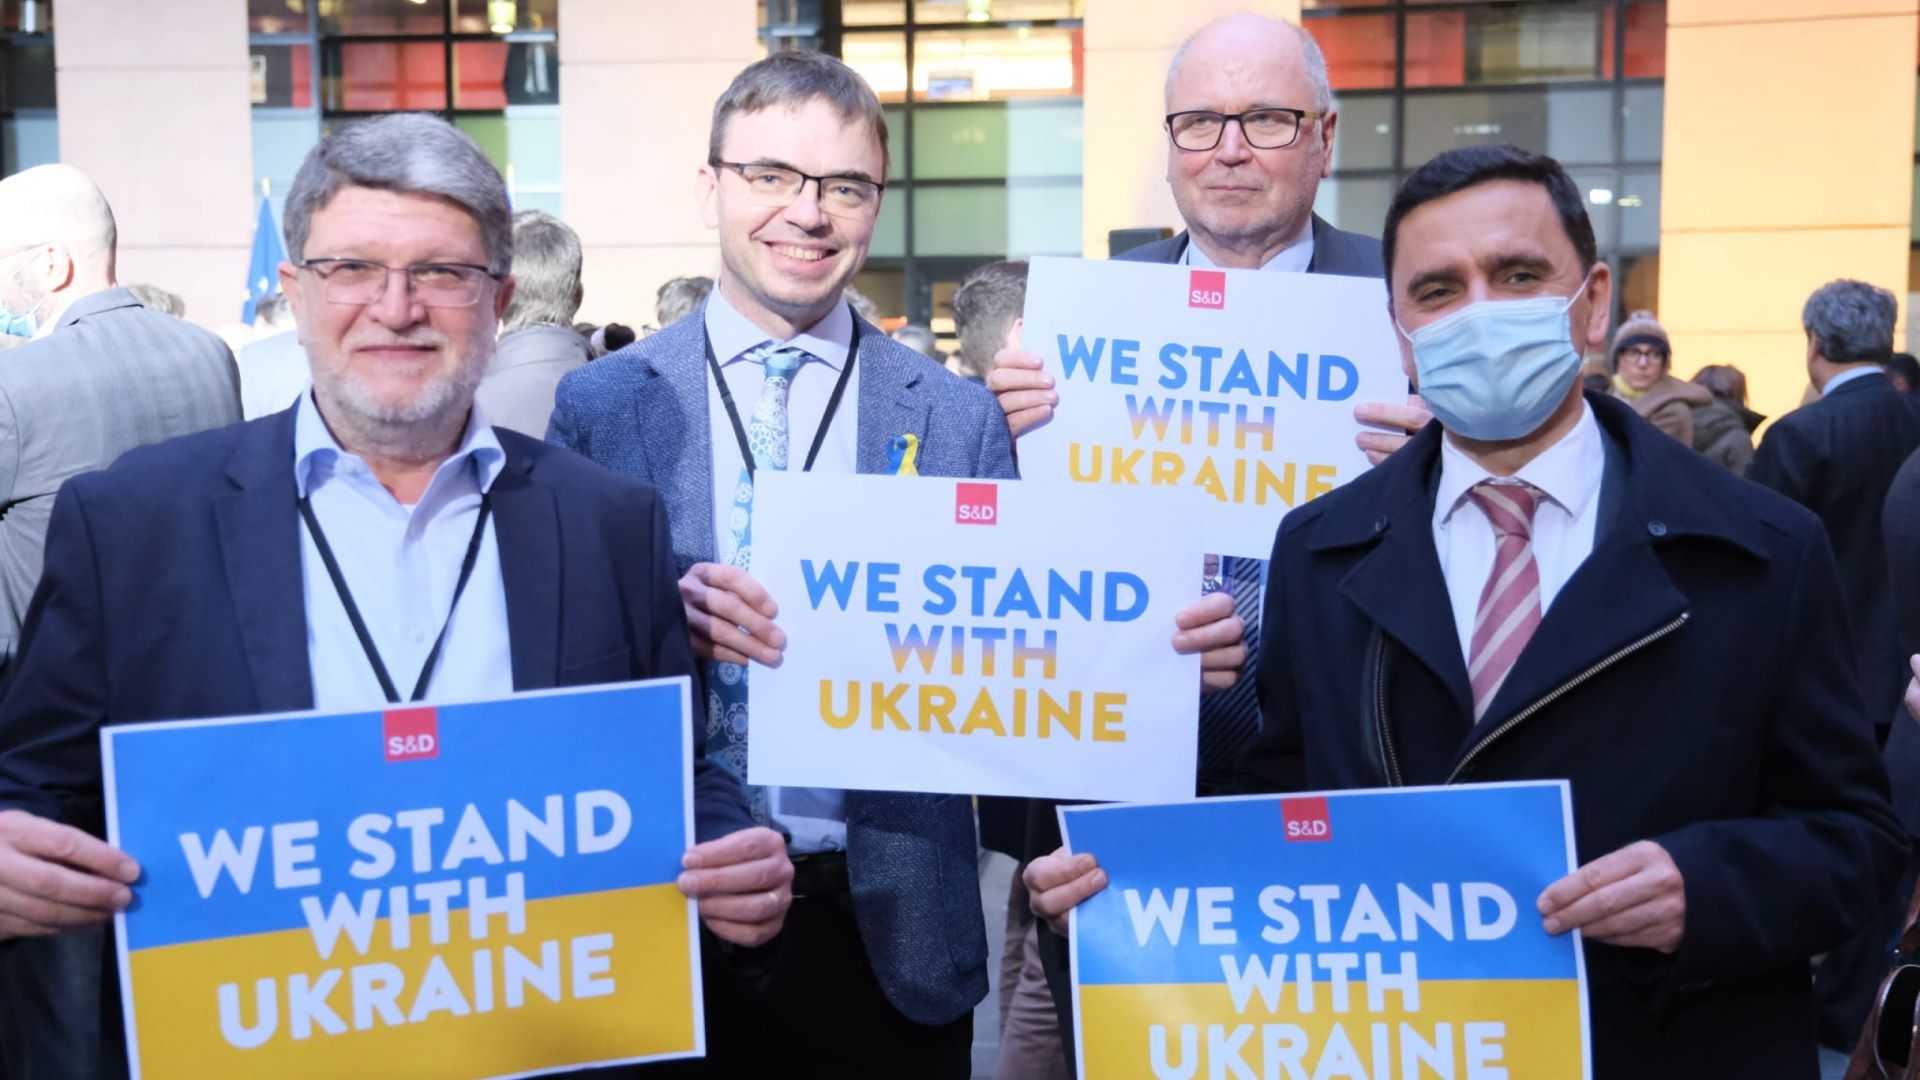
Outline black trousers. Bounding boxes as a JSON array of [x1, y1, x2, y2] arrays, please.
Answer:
[[639, 892, 972, 1080]]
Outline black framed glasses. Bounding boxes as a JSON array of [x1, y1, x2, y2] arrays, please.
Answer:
[[711, 161, 886, 219], [1166, 108, 1324, 152], [299, 259, 499, 308]]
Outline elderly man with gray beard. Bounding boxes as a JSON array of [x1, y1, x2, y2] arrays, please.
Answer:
[[0, 113, 789, 1080]]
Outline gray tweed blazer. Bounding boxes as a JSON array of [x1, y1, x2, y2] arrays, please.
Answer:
[[547, 303, 1015, 1026]]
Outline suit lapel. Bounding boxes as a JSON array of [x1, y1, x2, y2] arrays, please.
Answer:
[[212, 408, 314, 713], [1336, 490, 1476, 722], [853, 326, 931, 476], [490, 445, 560, 692], [643, 344, 718, 566]]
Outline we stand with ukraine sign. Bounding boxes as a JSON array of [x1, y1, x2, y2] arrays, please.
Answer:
[[1061, 783, 1590, 1080], [103, 680, 701, 1080]]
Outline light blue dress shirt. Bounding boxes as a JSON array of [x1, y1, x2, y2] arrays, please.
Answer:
[[1822, 365, 1880, 396], [703, 286, 860, 853], [294, 390, 515, 712]]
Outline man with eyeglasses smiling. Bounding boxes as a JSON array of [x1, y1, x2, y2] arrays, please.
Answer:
[[0, 113, 791, 1080], [551, 50, 1141, 1079]]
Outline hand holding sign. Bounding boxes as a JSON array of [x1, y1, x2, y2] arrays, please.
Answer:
[[1537, 839, 1685, 953], [1024, 844, 1106, 937], [988, 344, 1057, 438], [1174, 591, 1246, 692], [0, 809, 139, 939], [677, 825, 794, 948], [679, 562, 787, 667], [1354, 393, 1434, 465]]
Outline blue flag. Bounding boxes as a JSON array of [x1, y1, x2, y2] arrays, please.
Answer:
[[241, 193, 287, 325]]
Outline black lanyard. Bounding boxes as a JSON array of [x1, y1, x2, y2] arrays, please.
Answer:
[[706, 317, 860, 477], [297, 493, 493, 704]]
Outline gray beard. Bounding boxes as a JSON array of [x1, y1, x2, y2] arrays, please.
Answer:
[[310, 354, 488, 465]]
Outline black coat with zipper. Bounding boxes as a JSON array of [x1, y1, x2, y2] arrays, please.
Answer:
[[1237, 391, 1905, 1079]]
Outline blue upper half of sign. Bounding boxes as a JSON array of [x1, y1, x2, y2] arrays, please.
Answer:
[[106, 682, 690, 952], [1063, 783, 1579, 986]]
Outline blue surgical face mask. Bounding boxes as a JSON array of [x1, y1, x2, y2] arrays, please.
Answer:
[[0, 308, 34, 339], [1396, 275, 1592, 443]]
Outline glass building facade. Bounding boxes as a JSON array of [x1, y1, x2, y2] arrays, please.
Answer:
[[1306, 0, 1667, 319], [1, 0, 56, 177], [247, 0, 562, 228], [766, 0, 1084, 333]]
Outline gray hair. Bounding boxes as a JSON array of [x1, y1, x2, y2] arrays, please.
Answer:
[[951, 259, 1028, 381], [1165, 15, 1333, 115], [126, 283, 184, 318], [501, 209, 583, 332], [843, 285, 879, 323], [891, 323, 939, 362], [1804, 279, 1897, 366], [709, 51, 891, 178], [284, 113, 513, 274], [655, 275, 713, 328]]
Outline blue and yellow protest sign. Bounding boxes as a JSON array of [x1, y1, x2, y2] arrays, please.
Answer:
[[747, 471, 1206, 802], [1062, 783, 1589, 1079], [1018, 257, 1406, 558], [103, 680, 701, 1080]]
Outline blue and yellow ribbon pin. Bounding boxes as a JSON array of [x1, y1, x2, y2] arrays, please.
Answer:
[[886, 434, 920, 476]]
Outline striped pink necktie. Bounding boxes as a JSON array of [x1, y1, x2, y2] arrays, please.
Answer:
[[1466, 481, 1544, 719]]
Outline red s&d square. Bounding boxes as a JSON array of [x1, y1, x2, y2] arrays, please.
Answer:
[[384, 707, 439, 762], [956, 482, 998, 526]]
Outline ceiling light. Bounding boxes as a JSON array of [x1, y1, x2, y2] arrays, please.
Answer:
[[488, 0, 516, 33], [1588, 188, 1614, 205]]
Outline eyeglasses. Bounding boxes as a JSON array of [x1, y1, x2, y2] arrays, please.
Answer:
[[1166, 108, 1324, 152], [1620, 345, 1666, 363], [711, 161, 886, 219], [299, 259, 499, 308]]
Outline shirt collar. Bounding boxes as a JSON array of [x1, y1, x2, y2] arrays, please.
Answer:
[[1436, 400, 1604, 526], [1822, 365, 1880, 396], [293, 389, 507, 501], [704, 282, 853, 371], [1184, 221, 1316, 273]]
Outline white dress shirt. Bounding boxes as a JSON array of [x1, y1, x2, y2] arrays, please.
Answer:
[[1821, 365, 1880, 396], [703, 285, 861, 853], [295, 390, 514, 712], [1183, 223, 1316, 273], [1431, 402, 1605, 666]]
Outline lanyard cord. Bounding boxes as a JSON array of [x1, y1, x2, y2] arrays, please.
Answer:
[[297, 493, 493, 704]]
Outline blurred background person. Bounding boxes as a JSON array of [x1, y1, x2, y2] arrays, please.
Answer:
[[843, 283, 880, 324], [652, 274, 712, 333], [890, 322, 943, 365], [1886, 351, 1920, 397], [123, 283, 184, 318], [590, 321, 636, 357], [476, 209, 589, 438], [1689, 363, 1764, 476], [1747, 279, 1920, 1056], [236, 292, 307, 418], [0, 161, 240, 1079], [951, 260, 1026, 385], [1608, 310, 1709, 444]]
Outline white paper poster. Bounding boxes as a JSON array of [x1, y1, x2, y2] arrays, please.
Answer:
[[746, 472, 1203, 803]]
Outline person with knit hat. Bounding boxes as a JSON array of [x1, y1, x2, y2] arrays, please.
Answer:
[[1609, 309, 1711, 444]]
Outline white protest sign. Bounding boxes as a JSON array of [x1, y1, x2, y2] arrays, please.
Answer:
[[746, 471, 1202, 802], [1017, 256, 1406, 558]]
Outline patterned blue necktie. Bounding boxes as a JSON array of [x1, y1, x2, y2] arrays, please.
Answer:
[[707, 343, 809, 825], [1195, 554, 1264, 789]]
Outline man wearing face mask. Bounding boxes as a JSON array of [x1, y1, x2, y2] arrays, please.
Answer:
[[1024, 145, 1904, 1075], [0, 165, 240, 682]]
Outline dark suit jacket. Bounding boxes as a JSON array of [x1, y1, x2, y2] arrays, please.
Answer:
[[0, 406, 752, 842], [1748, 369, 1920, 731], [1239, 392, 1905, 1077], [1879, 447, 1920, 838], [548, 309, 1015, 1027], [1113, 214, 1385, 278]]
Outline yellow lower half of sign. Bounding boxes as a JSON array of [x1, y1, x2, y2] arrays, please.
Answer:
[[126, 884, 695, 1080], [1079, 978, 1584, 1080]]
